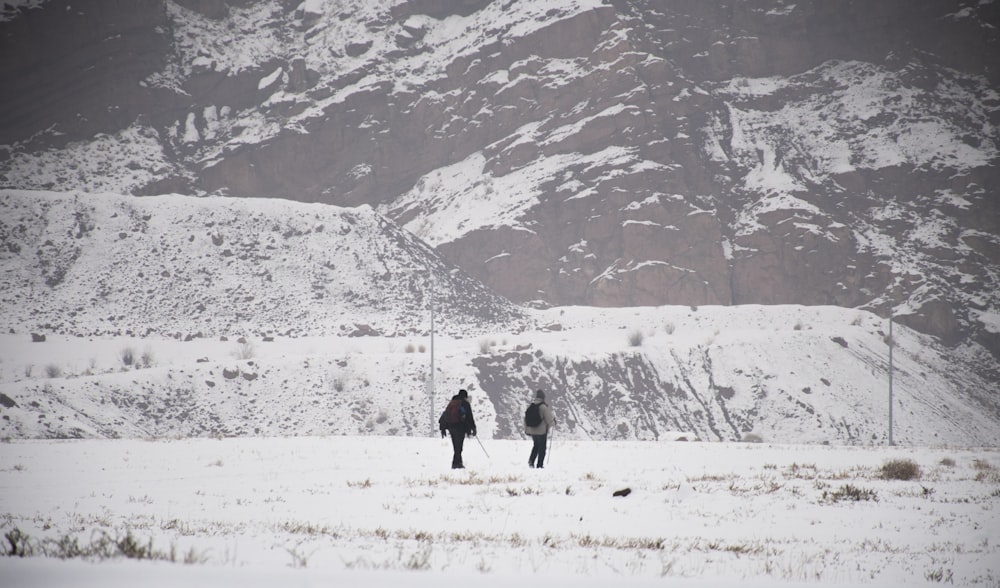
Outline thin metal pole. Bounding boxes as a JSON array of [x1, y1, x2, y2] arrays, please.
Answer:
[[429, 269, 435, 436], [888, 310, 894, 446]]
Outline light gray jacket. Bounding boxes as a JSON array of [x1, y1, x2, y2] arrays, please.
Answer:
[[524, 400, 555, 435]]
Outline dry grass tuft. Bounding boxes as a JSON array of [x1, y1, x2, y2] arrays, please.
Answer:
[[880, 458, 921, 481]]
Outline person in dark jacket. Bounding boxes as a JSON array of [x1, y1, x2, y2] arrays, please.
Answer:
[[439, 389, 476, 469], [525, 389, 555, 468]]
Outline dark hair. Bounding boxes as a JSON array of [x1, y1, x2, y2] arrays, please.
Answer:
[[458, 389, 468, 398]]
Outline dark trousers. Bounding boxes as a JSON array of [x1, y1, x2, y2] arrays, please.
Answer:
[[449, 427, 466, 468], [529, 433, 547, 467]]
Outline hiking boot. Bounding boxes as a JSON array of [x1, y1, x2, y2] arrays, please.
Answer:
[[528, 461, 535, 468]]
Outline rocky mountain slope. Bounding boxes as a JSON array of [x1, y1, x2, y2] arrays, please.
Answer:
[[2, 0, 996, 357], [1, 189, 998, 445], [0, 0, 998, 440]]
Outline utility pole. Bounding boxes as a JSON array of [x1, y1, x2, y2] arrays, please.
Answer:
[[429, 269, 435, 436], [888, 310, 894, 446]]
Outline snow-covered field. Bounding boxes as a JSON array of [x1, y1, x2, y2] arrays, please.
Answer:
[[2, 436, 999, 586]]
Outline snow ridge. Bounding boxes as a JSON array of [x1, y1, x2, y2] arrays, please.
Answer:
[[0, 189, 523, 338]]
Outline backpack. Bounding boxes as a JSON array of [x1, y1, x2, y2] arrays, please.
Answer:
[[525, 402, 543, 427], [441, 398, 465, 426]]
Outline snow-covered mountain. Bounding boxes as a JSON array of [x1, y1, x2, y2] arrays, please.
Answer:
[[2, 0, 996, 347], [1, 190, 998, 445], [1, 1, 998, 443]]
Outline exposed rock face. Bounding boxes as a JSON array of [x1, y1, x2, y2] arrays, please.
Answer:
[[0, 1, 173, 147], [472, 333, 1000, 445], [1, 0, 998, 363]]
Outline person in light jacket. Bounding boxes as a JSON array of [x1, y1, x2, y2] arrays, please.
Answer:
[[524, 389, 555, 468]]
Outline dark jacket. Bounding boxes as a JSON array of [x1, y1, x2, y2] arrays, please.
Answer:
[[439, 395, 476, 435]]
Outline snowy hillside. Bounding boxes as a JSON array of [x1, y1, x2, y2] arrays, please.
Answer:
[[0, 189, 997, 445], [0, 1, 998, 445], [0, 189, 523, 338], [2, 303, 998, 446]]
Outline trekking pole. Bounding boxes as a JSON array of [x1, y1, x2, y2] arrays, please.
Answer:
[[546, 426, 553, 466], [474, 434, 490, 459]]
